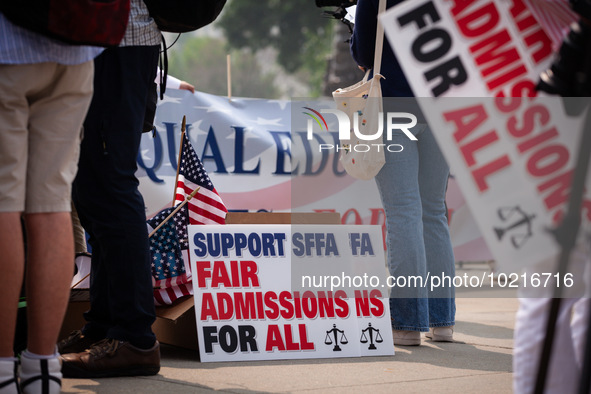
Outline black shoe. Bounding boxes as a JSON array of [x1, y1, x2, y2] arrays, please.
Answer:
[[58, 330, 100, 354], [61, 339, 160, 378]]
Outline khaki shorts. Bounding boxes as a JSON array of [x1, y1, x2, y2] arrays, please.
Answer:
[[0, 61, 93, 213]]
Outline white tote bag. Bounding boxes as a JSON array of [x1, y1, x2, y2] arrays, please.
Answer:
[[332, 0, 387, 180]]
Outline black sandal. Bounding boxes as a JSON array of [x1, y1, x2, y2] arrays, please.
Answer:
[[0, 360, 20, 393], [19, 359, 61, 394]]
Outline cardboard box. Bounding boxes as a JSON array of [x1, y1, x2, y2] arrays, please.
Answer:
[[61, 212, 340, 350], [225, 212, 341, 224], [60, 291, 198, 350], [59, 289, 90, 341], [153, 297, 197, 350]]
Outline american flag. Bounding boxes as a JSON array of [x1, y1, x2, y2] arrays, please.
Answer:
[[174, 136, 227, 224], [147, 204, 192, 305]]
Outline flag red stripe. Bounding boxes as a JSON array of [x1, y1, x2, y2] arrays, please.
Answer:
[[175, 189, 227, 216], [187, 205, 225, 221], [153, 272, 189, 288], [154, 282, 195, 305], [165, 287, 177, 303], [175, 189, 227, 214], [180, 283, 191, 297], [154, 290, 167, 306], [194, 190, 228, 212], [175, 177, 227, 208], [191, 193, 227, 215]]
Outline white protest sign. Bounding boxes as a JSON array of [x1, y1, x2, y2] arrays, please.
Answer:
[[188, 224, 394, 362], [380, 0, 555, 98], [380, 0, 591, 272]]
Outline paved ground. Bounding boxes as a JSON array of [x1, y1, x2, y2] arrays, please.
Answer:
[[61, 266, 519, 393]]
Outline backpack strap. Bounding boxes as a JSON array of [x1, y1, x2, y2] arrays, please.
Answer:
[[373, 0, 387, 76], [158, 34, 168, 100]]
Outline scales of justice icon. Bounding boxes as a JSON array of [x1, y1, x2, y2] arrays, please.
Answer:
[[360, 323, 383, 350], [493, 205, 536, 249], [325, 324, 348, 351], [325, 322, 384, 351]]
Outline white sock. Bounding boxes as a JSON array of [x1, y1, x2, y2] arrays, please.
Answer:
[[20, 350, 61, 394], [0, 358, 19, 394], [20, 350, 57, 361]]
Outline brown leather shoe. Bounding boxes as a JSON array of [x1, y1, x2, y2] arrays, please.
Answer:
[[61, 338, 160, 378], [58, 330, 100, 354]]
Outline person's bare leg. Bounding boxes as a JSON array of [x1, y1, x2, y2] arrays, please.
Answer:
[[25, 212, 74, 355], [0, 212, 25, 357]]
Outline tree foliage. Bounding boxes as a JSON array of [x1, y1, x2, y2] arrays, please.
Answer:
[[167, 36, 279, 99], [218, 0, 334, 77]]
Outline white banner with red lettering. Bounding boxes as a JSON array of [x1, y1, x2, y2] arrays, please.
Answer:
[[188, 224, 393, 362], [137, 89, 493, 262], [381, 0, 591, 272]]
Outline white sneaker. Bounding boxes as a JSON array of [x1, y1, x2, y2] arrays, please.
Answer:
[[392, 329, 421, 346], [425, 326, 454, 342], [0, 358, 19, 394], [19, 351, 62, 394]]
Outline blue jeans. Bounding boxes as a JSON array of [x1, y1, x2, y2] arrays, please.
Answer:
[[375, 124, 455, 331]]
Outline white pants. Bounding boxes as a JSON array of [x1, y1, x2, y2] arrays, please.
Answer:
[[513, 243, 591, 394]]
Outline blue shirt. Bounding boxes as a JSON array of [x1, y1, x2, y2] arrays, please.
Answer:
[[350, 0, 414, 97], [0, 13, 103, 65]]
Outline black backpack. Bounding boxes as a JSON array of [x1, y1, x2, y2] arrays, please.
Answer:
[[143, 0, 227, 33], [142, 0, 227, 134], [0, 0, 130, 47]]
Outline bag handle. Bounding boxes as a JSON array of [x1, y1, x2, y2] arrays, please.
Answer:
[[373, 0, 387, 77]]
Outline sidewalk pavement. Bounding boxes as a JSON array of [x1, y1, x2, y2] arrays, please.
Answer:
[[61, 266, 518, 393]]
